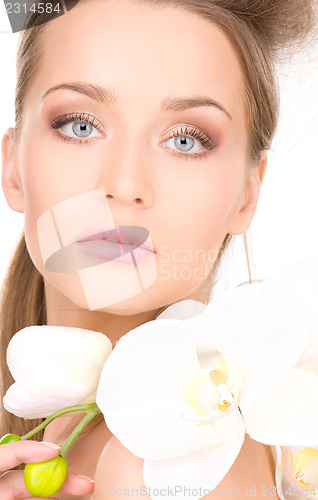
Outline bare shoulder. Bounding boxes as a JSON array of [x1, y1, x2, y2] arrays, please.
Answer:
[[213, 436, 279, 499], [92, 436, 150, 499], [92, 435, 279, 500]]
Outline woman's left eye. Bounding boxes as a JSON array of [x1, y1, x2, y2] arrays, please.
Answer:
[[51, 113, 104, 143], [160, 125, 216, 159]]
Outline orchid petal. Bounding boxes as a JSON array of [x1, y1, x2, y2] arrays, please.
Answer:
[[276, 446, 318, 500], [143, 412, 245, 499], [274, 446, 285, 500], [298, 321, 318, 367], [275, 447, 299, 500], [265, 259, 318, 400], [245, 369, 318, 445], [201, 283, 318, 410], [265, 258, 318, 299], [3, 383, 83, 419], [185, 315, 220, 372], [97, 320, 227, 460], [293, 448, 318, 487], [157, 300, 206, 321], [6, 326, 112, 418]]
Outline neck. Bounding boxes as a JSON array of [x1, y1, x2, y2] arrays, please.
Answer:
[[44, 272, 213, 345], [44, 280, 164, 347]]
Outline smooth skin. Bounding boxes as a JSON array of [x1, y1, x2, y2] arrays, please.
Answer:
[[2, 0, 267, 327], [1, 0, 273, 498]]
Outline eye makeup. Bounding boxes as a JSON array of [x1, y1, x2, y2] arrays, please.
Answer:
[[160, 124, 216, 161], [50, 111, 217, 160], [51, 112, 105, 144]]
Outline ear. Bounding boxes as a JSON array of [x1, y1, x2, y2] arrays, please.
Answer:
[[228, 150, 267, 235], [1, 127, 24, 213]]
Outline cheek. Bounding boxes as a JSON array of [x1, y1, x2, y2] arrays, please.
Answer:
[[162, 164, 245, 249], [19, 137, 93, 237], [18, 120, 95, 210], [19, 134, 57, 213], [154, 162, 245, 287], [17, 137, 77, 279]]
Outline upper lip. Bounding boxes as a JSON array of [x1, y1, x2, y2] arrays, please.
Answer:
[[75, 223, 155, 253]]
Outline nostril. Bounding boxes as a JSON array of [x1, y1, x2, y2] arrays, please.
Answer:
[[105, 194, 143, 204]]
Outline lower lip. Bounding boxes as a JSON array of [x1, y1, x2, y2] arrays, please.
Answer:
[[74, 238, 155, 264]]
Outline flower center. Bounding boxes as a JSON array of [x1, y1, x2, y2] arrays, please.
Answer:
[[293, 448, 318, 493], [184, 359, 240, 423]]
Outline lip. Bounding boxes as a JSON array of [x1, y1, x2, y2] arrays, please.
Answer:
[[74, 223, 155, 264]]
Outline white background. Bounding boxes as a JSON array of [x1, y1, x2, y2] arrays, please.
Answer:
[[0, 7, 318, 293]]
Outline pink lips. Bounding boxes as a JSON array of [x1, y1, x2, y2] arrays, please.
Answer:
[[74, 224, 155, 264]]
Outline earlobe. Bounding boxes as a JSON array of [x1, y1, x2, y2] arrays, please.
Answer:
[[1, 127, 24, 213], [228, 150, 268, 235]]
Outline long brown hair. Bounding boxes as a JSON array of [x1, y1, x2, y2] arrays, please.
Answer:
[[0, 234, 46, 440], [1, 0, 316, 444]]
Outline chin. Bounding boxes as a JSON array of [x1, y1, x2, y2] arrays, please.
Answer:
[[43, 273, 163, 316], [43, 265, 209, 318]]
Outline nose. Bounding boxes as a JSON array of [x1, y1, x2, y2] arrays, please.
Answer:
[[101, 139, 154, 209]]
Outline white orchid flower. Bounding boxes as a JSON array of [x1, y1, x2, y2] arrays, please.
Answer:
[[3, 326, 112, 418], [275, 445, 318, 499], [96, 281, 318, 499], [266, 258, 318, 299], [3, 258, 318, 500], [244, 259, 318, 445]]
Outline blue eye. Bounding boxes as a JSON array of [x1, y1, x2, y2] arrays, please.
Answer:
[[61, 121, 102, 140], [161, 125, 216, 159], [51, 113, 104, 143], [165, 135, 203, 154], [72, 122, 94, 138], [174, 136, 195, 152]]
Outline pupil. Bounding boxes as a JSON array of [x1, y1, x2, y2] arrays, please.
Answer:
[[73, 122, 93, 138], [175, 135, 194, 152]]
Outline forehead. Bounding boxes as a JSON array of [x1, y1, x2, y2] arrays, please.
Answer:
[[29, 0, 245, 122]]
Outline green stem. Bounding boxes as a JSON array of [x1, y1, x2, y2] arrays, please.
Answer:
[[20, 405, 90, 441], [60, 405, 101, 458]]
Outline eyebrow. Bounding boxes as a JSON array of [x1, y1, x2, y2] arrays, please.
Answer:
[[42, 82, 232, 120], [42, 83, 116, 104], [161, 96, 232, 120]]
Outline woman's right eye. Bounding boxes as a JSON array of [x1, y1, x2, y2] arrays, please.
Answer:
[[51, 113, 104, 143], [62, 121, 102, 139]]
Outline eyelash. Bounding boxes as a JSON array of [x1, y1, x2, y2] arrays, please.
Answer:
[[51, 112, 104, 144], [163, 125, 215, 161], [50, 113, 216, 160]]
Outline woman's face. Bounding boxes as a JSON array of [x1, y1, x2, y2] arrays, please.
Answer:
[[2, 0, 265, 314]]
